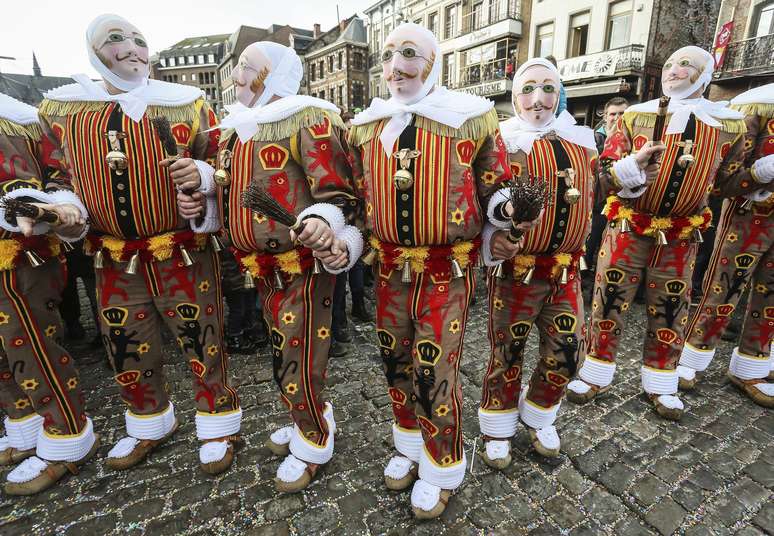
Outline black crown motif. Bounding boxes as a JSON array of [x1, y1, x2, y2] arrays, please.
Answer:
[[271, 328, 286, 351], [735, 254, 755, 269], [553, 313, 577, 333], [665, 280, 687, 295], [605, 268, 625, 284], [377, 329, 396, 350], [416, 340, 442, 366], [176, 303, 200, 321], [101, 307, 128, 327], [510, 321, 531, 339]]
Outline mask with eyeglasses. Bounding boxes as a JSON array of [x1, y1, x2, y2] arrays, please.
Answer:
[[381, 47, 431, 63], [517, 83, 556, 95], [104, 32, 148, 48]]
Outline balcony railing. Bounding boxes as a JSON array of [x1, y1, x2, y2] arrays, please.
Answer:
[[714, 33, 774, 79], [368, 52, 381, 69], [557, 44, 645, 83], [455, 58, 509, 88], [460, 0, 522, 36]]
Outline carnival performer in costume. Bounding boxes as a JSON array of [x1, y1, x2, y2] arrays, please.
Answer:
[[213, 42, 361, 493], [478, 58, 597, 465], [348, 23, 510, 518], [0, 93, 97, 495], [566, 46, 769, 419], [677, 83, 774, 407], [38, 14, 241, 475]]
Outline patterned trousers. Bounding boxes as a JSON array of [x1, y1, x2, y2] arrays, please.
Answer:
[[0, 259, 87, 435], [96, 245, 238, 417], [686, 199, 773, 357]]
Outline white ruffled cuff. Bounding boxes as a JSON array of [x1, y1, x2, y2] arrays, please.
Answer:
[[392, 424, 423, 462], [195, 408, 242, 440], [617, 185, 648, 199], [744, 189, 772, 203], [519, 397, 560, 430], [478, 407, 518, 438], [194, 159, 217, 196], [297, 203, 346, 236], [578, 356, 616, 387], [481, 223, 505, 267], [418, 447, 466, 490], [35, 418, 96, 462], [325, 225, 363, 274], [729, 347, 771, 380], [752, 154, 774, 184], [48, 189, 89, 242], [486, 187, 512, 229], [0, 187, 53, 235], [125, 402, 176, 440], [288, 423, 334, 464], [4, 414, 44, 451], [641, 366, 678, 395], [613, 155, 647, 189], [189, 193, 220, 233], [678, 344, 715, 372]]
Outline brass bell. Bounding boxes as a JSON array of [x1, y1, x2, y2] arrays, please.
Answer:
[[361, 248, 377, 266], [401, 260, 412, 283], [692, 228, 704, 244], [210, 235, 224, 252], [393, 169, 414, 191], [559, 266, 569, 285], [93, 249, 104, 269], [521, 266, 535, 285], [24, 250, 44, 267], [243, 270, 255, 289], [179, 244, 195, 267], [677, 153, 695, 169], [125, 251, 140, 275], [656, 230, 668, 246], [105, 150, 128, 175], [620, 218, 631, 233], [213, 168, 231, 186], [579, 256, 588, 272], [563, 187, 581, 205], [61, 241, 74, 252], [492, 263, 505, 279], [272, 268, 286, 290], [312, 258, 323, 275], [451, 258, 464, 279]]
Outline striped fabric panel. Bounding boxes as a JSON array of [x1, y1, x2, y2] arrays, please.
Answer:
[[367, 122, 399, 243], [228, 139, 258, 252], [413, 128, 451, 244]]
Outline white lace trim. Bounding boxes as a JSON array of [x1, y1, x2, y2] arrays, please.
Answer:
[[384, 456, 415, 480], [276, 454, 308, 483], [107, 437, 140, 459], [410, 479, 442, 511], [485, 440, 510, 461], [199, 440, 229, 464], [6, 456, 49, 483]]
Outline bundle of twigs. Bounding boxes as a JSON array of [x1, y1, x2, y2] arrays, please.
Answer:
[[507, 175, 550, 242], [649, 95, 670, 165], [240, 179, 305, 234], [0, 197, 60, 224]]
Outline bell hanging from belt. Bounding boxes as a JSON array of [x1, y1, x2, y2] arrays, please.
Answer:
[[93, 249, 104, 269], [401, 260, 412, 283], [559, 266, 569, 285], [179, 244, 195, 267], [125, 251, 140, 275], [272, 268, 286, 290], [105, 150, 128, 175], [361, 247, 377, 266], [619, 218, 631, 233], [210, 235, 224, 252], [243, 270, 255, 289], [451, 258, 464, 279], [61, 241, 74, 252], [24, 250, 44, 267], [579, 256, 588, 272], [656, 230, 668, 246], [521, 266, 535, 285], [563, 187, 581, 205], [492, 263, 505, 279], [691, 228, 704, 244], [213, 168, 231, 186], [312, 258, 323, 275]]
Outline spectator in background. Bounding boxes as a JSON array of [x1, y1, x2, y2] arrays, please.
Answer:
[[544, 56, 567, 116], [220, 246, 267, 354], [59, 239, 101, 348]]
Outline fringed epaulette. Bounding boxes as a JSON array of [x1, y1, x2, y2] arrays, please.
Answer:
[[730, 102, 774, 119], [0, 118, 42, 140], [348, 107, 499, 147], [38, 98, 203, 124], [623, 111, 747, 134], [251, 107, 345, 142]]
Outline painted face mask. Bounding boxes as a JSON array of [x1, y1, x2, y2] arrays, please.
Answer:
[[661, 46, 714, 100], [87, 14, 149, 91], [381, 23, 440, 105], [513, 60, 560, 128], [233, 46, 271, 107]]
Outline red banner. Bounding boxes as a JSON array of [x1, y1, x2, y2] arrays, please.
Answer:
[[713, 21, 734, 68]]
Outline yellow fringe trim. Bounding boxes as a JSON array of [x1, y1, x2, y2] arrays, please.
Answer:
[[239, 250, 303, 277], [730, 102, 774, 118], [0, 237, 60, 271], [511, 251, 573, 279], [623, 111, 747, 134], [348, 107, 499, 147], [97, 231, 207, 263], [250, 108, 345, 142], [369, 236, 477, 274], [0, 118, 42, 140], [39, 98, 204, 123]]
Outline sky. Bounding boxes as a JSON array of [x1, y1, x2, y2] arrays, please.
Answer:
[[0, 0, 369, 77]]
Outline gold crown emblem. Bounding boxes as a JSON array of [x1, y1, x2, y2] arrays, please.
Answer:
[[416, 340, 442, 366], [114, 370, 140, 386], [307, 117, 331, 139], [258, 143, 289, 170], [656, 328, 677, 344], [504, 365, 521, 382], [598, 319, 616, 331], [546, 371, 569, 387], [553, 313, 577, 334], [455, 139, 475, 166], [271, 328, 286, 351], [176, 303, 200, 321], [509, 321, 532, 339], [2, 178, 43, 194], [417, 415, 439, 438], [101, 306, 129, 327], [665, 280, 687, 295], [388, 387, 407, 406], [377, 329, 396, 350], [734, 253, 755, 269], [189, 359, 206, 378], [764, 306, 774, 320], [716, 303, 735, 317], [605, 268, 625, 284]]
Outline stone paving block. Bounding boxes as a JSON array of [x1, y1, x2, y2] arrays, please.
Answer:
[[630, 474, 668, 507], [643, 498, 687, 536], [744, 460, 774, 488], [544, 494, 584, 529], [752, 501, 774, 533]]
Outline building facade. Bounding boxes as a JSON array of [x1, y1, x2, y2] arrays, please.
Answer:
[[708, 0, 774, 100], [0, 54, 72, 106], [304, 17, 369, 113], [152, 34, 229, 114]]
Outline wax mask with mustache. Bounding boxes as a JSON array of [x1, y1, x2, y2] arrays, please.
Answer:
[[87, 14, 148, 90], [513, 65, 559, 128], [233, 46, 271, 107], [381, 23, 439, 104], [661, 46, 713, 99]]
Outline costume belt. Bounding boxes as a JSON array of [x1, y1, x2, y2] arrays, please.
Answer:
[[603, 196, 712, 241], [504, 249, 585, 283], [85, 229, 208, 264], [367, 235, 481, 282], [232, 246, 316, 280], [0, 235, 61, 271]]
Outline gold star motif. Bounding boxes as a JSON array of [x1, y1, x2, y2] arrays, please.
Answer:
[[712, 284, 723, 294], [727, 232, 738, 243], [493, 298, 504, 311], [216, 395, 228, 406], [282, 312, 296, 325], [66, 377, 78, 390], [450, 208, 464, 226], [198, 280, 211, 293], [44, 325, 57, 337], [14, 398, 30, 410], [648, 305, 657, 315], [756, 283, 768, 294], [207, 344, 218, 356], [285, 382, 298, 395], [317, 326, 330, 340], [138, 342, 151, 354], [482, 170, 498, 185], [21, 378, 39, 391], [435, 404, 450, 417], [0, 312, 9, 325], [449, 319, 461, 334], [440, 454, 454, 466], [253, 213, 267, 224]]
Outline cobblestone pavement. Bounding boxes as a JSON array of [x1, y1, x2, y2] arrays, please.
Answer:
[[1, 282, 772, 536]]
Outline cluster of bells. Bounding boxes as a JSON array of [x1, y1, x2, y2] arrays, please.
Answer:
[[89, 235, 226, 274], [242, 257, 326, 291], [616, 216, 704, 246], [489, 255, 587, 284], [359, 247, 473, 284], [24, 241, 75, 267]]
